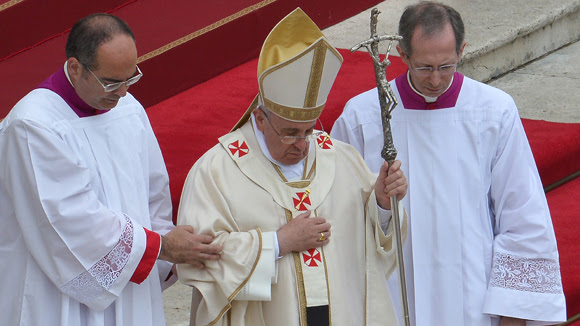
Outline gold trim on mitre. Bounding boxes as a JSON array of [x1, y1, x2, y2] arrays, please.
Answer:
[[262, 97, 324, 122], [231, 7, 342, 131], [258, 8, 342, 122]]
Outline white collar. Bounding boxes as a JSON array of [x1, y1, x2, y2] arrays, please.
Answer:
[[63, 62, 74, 86], [407, 71, 454, 103], [251, 113, 311, 181]]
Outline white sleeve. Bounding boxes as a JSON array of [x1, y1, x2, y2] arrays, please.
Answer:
[[274, 230, 282, 259], [1, 119, 146, 310], [482, 105, 566, 323], [141, 107, 173, 236], [139, 109, 175, 281], [234, 231, 277, 301], [331, 107, 365, 154], [377, 204, 393, 233]]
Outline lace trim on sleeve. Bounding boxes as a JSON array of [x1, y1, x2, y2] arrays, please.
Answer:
[[489, 252, 562, 294], [60, 216, 134, 303]]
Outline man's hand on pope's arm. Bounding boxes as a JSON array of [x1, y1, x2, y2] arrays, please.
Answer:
[[277, 211, 331, 256], [158, 225, 223, 269], [375, 160, 407, 210]]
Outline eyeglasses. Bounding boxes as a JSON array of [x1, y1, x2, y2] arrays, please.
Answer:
[[409, 61, 457, 77], [261, 109, 325, 145], [87, 65, 143, 92]]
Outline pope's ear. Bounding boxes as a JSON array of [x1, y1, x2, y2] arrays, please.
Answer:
[[253, 109, 267, 132]]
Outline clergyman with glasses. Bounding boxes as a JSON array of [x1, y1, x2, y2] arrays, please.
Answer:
[[332, 2, 566, 325], [0, 13, 223, 325], [177, 8, 408, 326]]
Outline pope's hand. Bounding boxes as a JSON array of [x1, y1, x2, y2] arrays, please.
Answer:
[[375, 160, 407, 210], [277, 211, 331, 256]]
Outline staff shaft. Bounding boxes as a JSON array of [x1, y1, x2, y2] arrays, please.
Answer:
[[351, 7, 410, 326], [390, 193, 410, 326]]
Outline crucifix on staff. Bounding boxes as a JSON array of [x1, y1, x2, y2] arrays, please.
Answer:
[[351, 8, 410, 326]]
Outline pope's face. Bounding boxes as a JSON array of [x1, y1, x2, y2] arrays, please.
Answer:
[[254, 109, 316, 165], [68, 34, 138, 111], [398, 23, 465, 98]]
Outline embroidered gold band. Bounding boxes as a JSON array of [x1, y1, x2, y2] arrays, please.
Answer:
[[263, 97, 324, 122], [287, 209, 309, 324], [304, 43, 327, 108], [137, 0, 276, 63], [0, 0, 24, 12], [205, 228, 263, 326]]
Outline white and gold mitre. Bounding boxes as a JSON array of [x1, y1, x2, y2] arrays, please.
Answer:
[[232, 8, 343, 130]]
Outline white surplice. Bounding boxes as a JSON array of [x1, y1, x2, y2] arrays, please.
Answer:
[[177, 120, 406, 326], [331, 74, 566, 326], [0, 89, 174, 325]]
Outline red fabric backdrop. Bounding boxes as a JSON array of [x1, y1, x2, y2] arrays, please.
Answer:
[[0, 0, 134, 60], [0, 0, 383, 117]]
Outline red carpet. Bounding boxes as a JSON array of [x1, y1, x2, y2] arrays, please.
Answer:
[[522, 119, 580, 188], [547, 177, 580, 319]]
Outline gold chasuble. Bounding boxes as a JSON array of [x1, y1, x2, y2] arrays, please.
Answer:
[[224, 122, 334, 319], [177, 121, 406, 326], [176, 7, 405, 326]]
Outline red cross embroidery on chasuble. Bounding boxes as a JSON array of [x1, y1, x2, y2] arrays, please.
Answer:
[[228, 140, 249, 158], [293, 191, 311, 211], [303, 248, 322, 267], [317, 134, 333, 149]]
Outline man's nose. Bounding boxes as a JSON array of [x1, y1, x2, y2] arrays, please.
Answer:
[[428, 70, 443, 85], [112, 83, 129, 97]]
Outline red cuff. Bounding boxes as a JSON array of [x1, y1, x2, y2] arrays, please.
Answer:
[[130, 228, 161, 284]]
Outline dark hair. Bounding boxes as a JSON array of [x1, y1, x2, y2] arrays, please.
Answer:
[[398, 1, 464, 57], [65, 13, 135, 70]]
